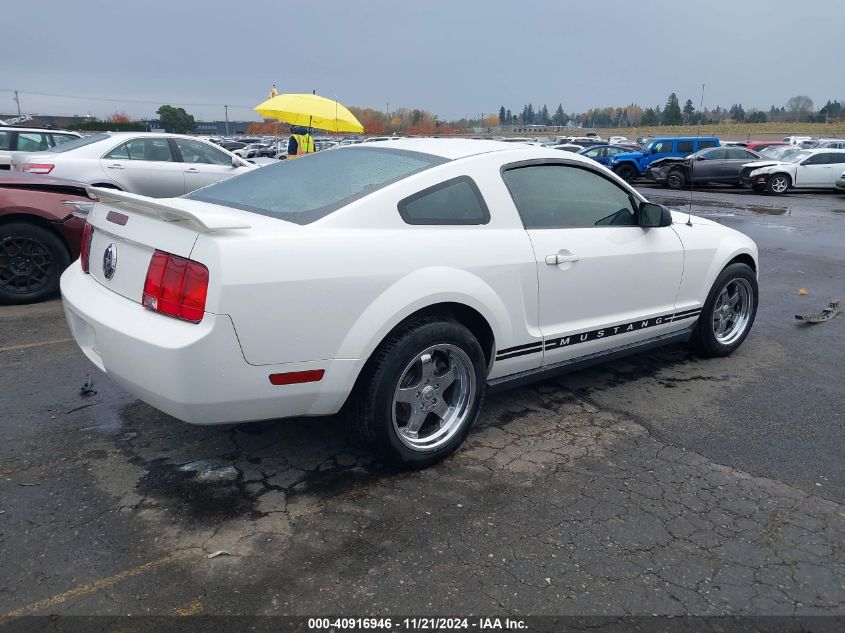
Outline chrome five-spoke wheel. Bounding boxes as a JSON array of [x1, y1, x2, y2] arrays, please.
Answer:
[[392, 344, 476, 452], [711, 278, 754, 345]]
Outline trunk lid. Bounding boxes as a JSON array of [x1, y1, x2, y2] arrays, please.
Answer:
[[84, 188, 251, 304]]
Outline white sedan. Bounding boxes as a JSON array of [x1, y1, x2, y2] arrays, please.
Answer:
[[61, 139, 759, 467], [740, 148, 845, 194], [12, 132, 255, 198]]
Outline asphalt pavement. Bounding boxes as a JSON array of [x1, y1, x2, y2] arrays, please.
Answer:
[[0, 185, 843, 621]]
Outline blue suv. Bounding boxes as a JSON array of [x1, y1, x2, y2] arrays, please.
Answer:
[[608, 137, 720, 181]]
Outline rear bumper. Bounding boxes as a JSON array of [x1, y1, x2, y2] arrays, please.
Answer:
[[60, 265, 358, 424]]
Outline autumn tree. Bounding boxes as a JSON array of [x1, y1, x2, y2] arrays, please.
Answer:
[[107, 111, 131, 124]]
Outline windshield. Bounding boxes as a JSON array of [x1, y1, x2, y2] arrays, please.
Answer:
[[187, 146, 448, 224], [786, 150, 812, 163], [43, 133, 110, 153]]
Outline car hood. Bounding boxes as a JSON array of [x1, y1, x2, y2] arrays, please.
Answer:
[[649, 157, 686, 167], [612, 151, 644, 161], [742, 160, 789, 171]]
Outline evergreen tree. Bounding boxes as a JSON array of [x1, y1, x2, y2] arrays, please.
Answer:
[[540, 104, 550, 125], [662, 93, 682, 125], [641, 108, 658, 125], [505, 109, 512, 125], [553, 104, 565, 126], [683, 99, 695, 124], [498, 106, 506, 126], [526, 103, 535, 124]]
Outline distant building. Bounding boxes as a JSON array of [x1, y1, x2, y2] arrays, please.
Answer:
[[193, 120, 253, 136], [0, 114, 95, 129]]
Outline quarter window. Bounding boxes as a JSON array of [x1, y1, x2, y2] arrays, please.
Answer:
[[50, 133, 78, 147], [503, 164, 638, 229], [398, 176, 489, 225], [826, 153, 845, 165], [104, 138, 175, 162]]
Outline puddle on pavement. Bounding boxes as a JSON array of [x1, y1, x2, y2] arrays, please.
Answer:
[[658, 196, 788, 216], [117, 403, 392, 523]]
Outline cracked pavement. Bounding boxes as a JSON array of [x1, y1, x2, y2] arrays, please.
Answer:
[[0, 188, 843, 618]]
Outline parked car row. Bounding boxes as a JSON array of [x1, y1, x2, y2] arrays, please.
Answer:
[[1, 126, 82, 170]]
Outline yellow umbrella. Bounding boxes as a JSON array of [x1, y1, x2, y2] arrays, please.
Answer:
[[253, 93, 364, 133]]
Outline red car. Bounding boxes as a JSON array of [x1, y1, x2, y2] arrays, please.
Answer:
[[0, 172, 93, 304], [742, 141, 789, 152]]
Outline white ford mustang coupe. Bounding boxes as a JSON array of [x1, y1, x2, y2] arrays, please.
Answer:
[[61, 139, 758, 467]]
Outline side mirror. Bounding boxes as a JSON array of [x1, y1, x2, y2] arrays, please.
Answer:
[[639, 202, 673, 228], [696, 155, 706, 160]]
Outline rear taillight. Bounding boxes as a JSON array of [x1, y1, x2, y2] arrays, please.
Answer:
[[142, 250, 209, 323], [80, 222, 94, 273], [21, 163, 55, 174]]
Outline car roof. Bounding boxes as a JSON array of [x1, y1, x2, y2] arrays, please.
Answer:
[[358, 138, 535, 159], [0, 126, 80, 134]]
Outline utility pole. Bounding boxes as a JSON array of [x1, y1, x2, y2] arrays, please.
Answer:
[[14, 90, 21, 117], [224, 105, 229, 136]]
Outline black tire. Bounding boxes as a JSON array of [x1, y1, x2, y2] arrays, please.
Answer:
[[353, 317, 487, 468], [613, 163, 637, 182], [766, 173, 791, 195], [689, 263, 758, 358], [0, 222, 70, 305], [751, 183, 765, 193], [666, 170, 686, 190]]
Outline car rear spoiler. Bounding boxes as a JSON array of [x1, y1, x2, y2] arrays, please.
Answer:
[[88, 187, 252, 231]]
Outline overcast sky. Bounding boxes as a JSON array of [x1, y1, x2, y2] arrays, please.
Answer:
[[3, 0, 843, 122]]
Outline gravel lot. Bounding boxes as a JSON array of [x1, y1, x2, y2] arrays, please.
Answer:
[[0, 185, 843, 621]]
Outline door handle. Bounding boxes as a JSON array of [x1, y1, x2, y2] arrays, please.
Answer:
[[184, 167, 200, 173], [107, 163, 124, 170], [545, 253, 580, 265]]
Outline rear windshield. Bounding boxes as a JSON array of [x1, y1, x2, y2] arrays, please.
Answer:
[[48, 133, 110, 153], [187, 146, 448, 224]]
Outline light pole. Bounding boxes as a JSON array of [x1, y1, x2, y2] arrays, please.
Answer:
[[224, 105, 229, 136], [14, 90, 21, 118]]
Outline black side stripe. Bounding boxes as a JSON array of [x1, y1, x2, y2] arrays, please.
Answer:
[[496, 344, 543, 361], [496, 309, 702, 361]]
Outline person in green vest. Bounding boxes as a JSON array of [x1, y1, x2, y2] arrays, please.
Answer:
[[287, 125, 314, 158]]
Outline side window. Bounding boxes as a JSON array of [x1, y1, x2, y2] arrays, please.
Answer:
[[584, 148, 601, 158], [502, 164, 638, 229], [729, 149, 758, 160], [677, 140, 694, 153], [175, 138, 233, 165], [651, 141, 673, 154], [827, 153, 845, 165], [50, 134, 78, 147], [0, 131, 10, 151], [802, 153, 828, 166], [398, 176, 490, 225], [698, 140, 718, 149], [104, 138, 174, 162], [705, 149, 729, 160], [17, 132, 51, 152]]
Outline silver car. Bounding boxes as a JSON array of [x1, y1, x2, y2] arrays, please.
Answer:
[[12, 132, 255, 197]]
